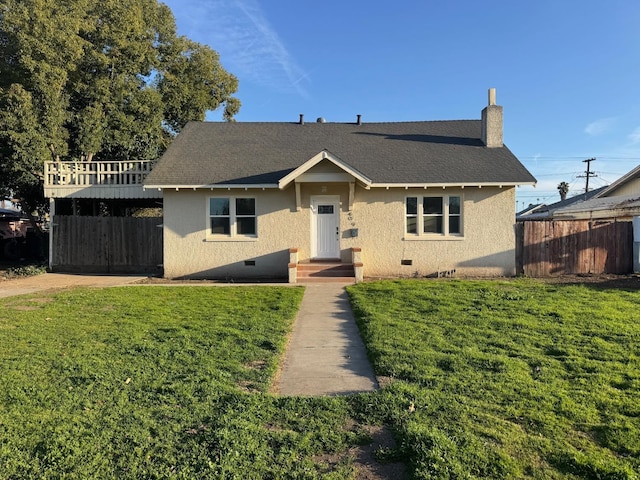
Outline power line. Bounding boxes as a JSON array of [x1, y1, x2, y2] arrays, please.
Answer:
[[517, 155, 640, 160], [591, 176, 612, 186], [532, 171, 582, 177]]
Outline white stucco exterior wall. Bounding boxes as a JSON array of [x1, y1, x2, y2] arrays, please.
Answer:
[[162, 185, 517, 279], [162, 188, 306, 279], [346, 186, 516, 277]]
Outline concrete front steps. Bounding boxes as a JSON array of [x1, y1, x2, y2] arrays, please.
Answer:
[[296, 261, 356, 283]]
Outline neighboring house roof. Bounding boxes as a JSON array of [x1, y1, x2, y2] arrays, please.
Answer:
[[144, 120, 536, 188], [517, 186, 608, 221], [548, 163, 640, 219], [516, 203, 544, 218], [593, 164, 640, 198], [552, 194, 640, 219]]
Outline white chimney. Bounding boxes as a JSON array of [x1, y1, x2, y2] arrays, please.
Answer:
[[481, 88, 503, 148]]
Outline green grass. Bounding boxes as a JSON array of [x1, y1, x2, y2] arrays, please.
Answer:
[[347, 279, 640, 479], [0, 286, 363, 479], [2, 280, 640, 479]]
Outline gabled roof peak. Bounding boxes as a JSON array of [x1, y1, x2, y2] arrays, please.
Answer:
[[278, 150, 372, 189]]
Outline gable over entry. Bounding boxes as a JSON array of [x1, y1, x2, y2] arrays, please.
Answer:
[[279, 150, 371, 211]]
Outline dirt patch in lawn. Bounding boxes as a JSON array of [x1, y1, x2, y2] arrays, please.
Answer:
[[28, 297, 53, 303], [315, 423, 407, 480], [5, 296, 54, 310], [375, 376, 396, 389], [245, 360, 267, 370], [8, 305, 39, 311]]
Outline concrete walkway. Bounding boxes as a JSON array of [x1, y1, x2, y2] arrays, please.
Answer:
[[0, 273, 147, 298], [274, 283, 379, 396]]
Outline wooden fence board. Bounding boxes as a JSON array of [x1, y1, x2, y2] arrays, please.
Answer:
[[52, 216, 162, 274], [516, 220, 632, 276]]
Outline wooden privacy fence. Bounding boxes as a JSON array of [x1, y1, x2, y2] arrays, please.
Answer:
[[516, 220, 633, 277], [52, 216, 162, 274]]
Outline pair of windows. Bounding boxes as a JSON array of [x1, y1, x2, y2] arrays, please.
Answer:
[[209, 197, 256, 236], [406, 195, 461, 236], [206, 195, 461, 238]]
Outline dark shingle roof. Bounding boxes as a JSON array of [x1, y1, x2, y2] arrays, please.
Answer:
[[144, 120, 536, 186]]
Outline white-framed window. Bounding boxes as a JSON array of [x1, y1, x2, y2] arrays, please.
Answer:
[[405, 195, 462, 237], [208, 197, 257, 238]]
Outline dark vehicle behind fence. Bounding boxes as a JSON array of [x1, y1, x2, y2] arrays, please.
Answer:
[[0, 208, 33, 261]]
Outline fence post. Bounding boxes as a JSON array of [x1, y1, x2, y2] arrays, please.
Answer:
[[515, 222, 524, 276], [633, 217, 640, 273]]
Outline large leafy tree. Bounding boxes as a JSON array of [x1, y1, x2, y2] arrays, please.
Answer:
[[0, 0, 240, 218]]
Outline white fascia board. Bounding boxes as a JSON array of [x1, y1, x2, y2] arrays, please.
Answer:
[[369, 181, 536, 189], [278, 150, 372, 189], [143, 184, 279, 190]]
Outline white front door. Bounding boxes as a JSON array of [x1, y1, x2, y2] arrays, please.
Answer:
[[311, 196, 340, 259]]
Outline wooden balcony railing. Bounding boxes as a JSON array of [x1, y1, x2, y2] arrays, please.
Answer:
[[44, 160, 153, 187]]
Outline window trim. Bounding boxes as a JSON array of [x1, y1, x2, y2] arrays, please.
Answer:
[[404, 194, 463, 240], [206, 196, 258, 241]]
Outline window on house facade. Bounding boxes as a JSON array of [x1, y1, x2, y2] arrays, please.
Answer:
[[208, 197, 256, 237], [405, 195, 462, 237]]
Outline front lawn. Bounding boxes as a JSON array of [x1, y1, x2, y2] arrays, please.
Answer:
[[2, 280, 639, 479], [348, 279, 640, 479], [0, 286, 363, 478]]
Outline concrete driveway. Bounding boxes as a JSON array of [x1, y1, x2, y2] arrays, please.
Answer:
[[0, 273, 147, 298]]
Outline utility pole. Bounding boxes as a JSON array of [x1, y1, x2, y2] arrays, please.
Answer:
[[577, 158, 597, 194]]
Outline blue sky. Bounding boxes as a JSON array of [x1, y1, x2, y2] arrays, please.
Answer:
[[161, 0, 640, 209]]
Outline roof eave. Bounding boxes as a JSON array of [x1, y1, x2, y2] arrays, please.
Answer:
[[369, 181, 536, 189], [143, 184, 279, 190], [144, 181, 536, 191]]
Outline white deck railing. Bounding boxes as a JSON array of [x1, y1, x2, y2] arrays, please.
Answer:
[[44, 160, 153, 187]]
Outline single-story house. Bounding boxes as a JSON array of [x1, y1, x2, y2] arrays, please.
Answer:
[[144, 89, 536, 281]]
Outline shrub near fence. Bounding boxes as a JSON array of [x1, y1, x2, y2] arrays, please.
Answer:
[[52, 216, 162, 274], [516, 220, 633, 276]]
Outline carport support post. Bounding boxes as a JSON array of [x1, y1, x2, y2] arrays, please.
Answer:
[[48, 198, 55, 271], [633, 216, 640, 273]]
